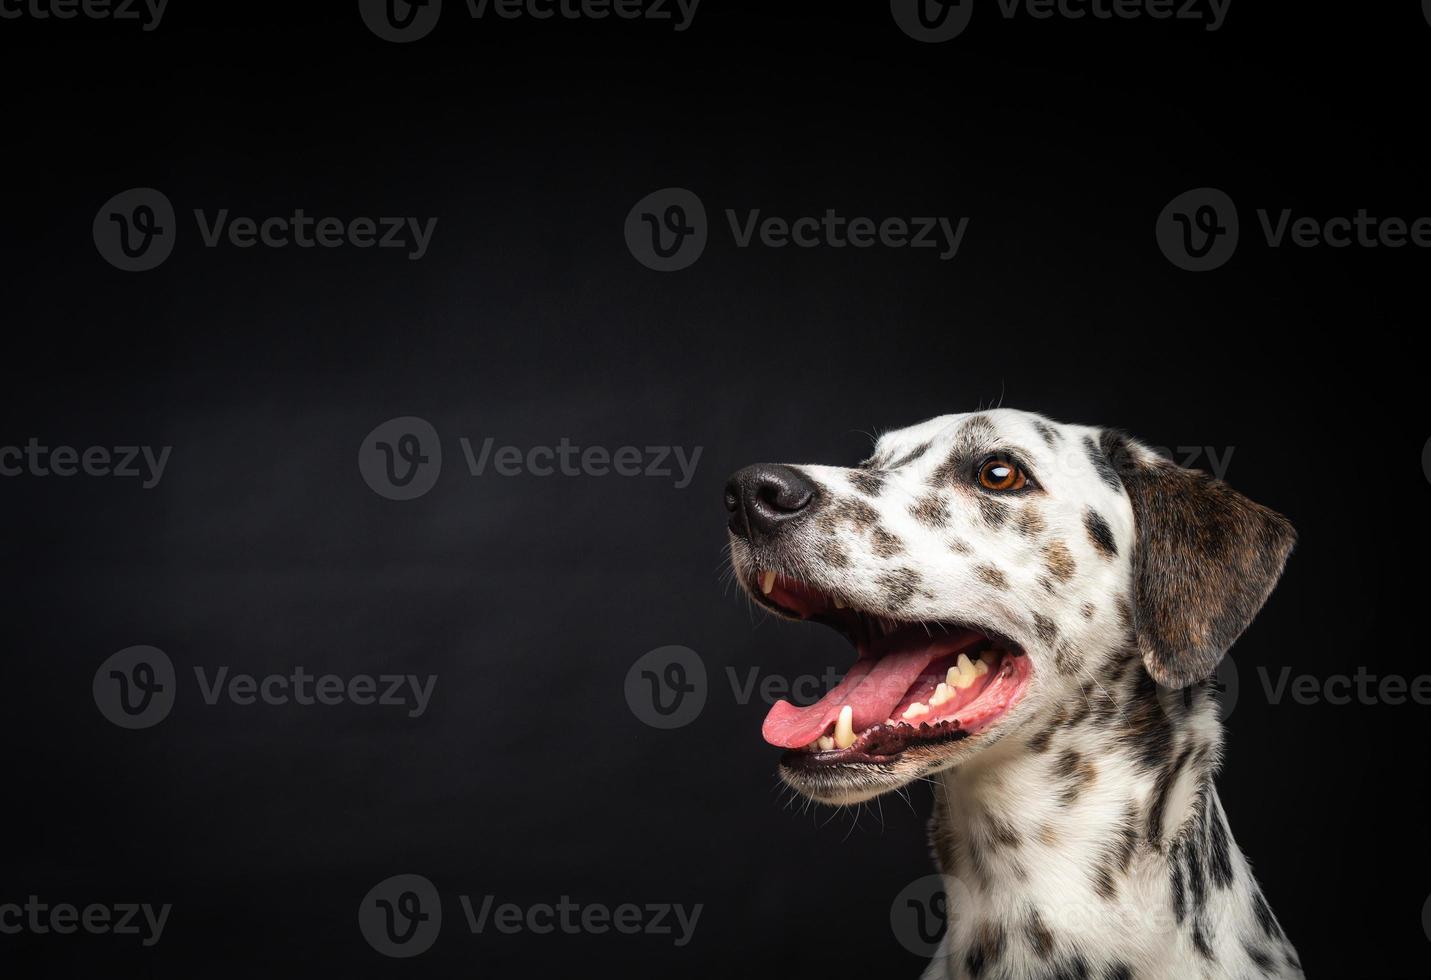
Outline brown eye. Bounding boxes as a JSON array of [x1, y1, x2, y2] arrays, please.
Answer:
[[978, 457, 1028, 492]]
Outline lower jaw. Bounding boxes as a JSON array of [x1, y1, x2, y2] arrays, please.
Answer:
[[779, 722, 972, 768]]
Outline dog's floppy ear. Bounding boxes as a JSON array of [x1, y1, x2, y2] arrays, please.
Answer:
[[1101, 431, 1296, 690]]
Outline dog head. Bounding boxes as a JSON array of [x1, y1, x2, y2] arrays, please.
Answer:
[[724, 409, 1295, 805]]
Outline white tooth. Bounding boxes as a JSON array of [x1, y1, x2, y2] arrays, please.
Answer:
[[929, 682, 954, 707], [946, 665, 960, 688], [818, 735, 835, 751], [951, 654, 976, 689], [902, 702, 930, 721], [834, 705, 856, 749], [972, 658, 990, 678], [760, 570, 776, 595]]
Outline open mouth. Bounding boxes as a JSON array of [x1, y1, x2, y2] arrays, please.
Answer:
[[751, 571, 1032, 768]]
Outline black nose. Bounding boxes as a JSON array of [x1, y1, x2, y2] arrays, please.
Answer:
[[724, 464, 817, 541]]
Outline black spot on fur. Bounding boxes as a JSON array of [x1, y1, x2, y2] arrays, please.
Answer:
[[1032, 612, 1059, 645], [870, 526, 904, 558], [1085, 508, 1117, 558], [1032, 418, 1059, 447], [1119, 671, 1176, 773], [1208, 800, 1234, 889], [1043, 541, 1076, 582], [1245, 943, 1275, 973], [1054, 643, 1083, 676], [1092, 802, 1140, 901], [1025, 908, 1054, 959], [1191, 918, 1215, 960], [1015, 504, 1046, 537], [848, 470, 885, 496], [890, 441, 931, 469], [816, 539, 851, 568], [1251, 889, 1279, 940], [875, 568, 921, 610], [978, 495, 1010, 529], [1054, 749, 1096, 805], [1080, 602, 1096, 620], [1146, 745, 1195, 845], [976, 564, 1008, 590], [1102, 965, 1133, 980], [911, 493, 949, 528], [965, 922, 1005, 978], [1084, 435, 1122, 490], [987, 816, 1021, 849], [948, 537, 971, 555]]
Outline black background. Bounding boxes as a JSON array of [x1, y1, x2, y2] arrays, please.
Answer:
[[2, 2, 1427, 976]]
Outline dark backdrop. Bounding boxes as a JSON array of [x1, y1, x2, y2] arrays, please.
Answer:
[[2, 3, 1427, 977]]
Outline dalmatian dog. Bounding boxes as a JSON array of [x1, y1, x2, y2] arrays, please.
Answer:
[[724, 409, 1302, 980]]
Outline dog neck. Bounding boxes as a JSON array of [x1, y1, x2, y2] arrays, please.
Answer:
[[923, 659, 1303, 979]]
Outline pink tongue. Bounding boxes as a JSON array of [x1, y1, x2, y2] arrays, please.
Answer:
[[762, 636, 980, 749]]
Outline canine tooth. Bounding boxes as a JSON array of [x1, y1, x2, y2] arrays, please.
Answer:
[[902, 702, 930, 720], [760, 570, 776, 595], [818, 735, 835, 751], [834, 705, 856, 749], [929, 682, 954, 707]]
